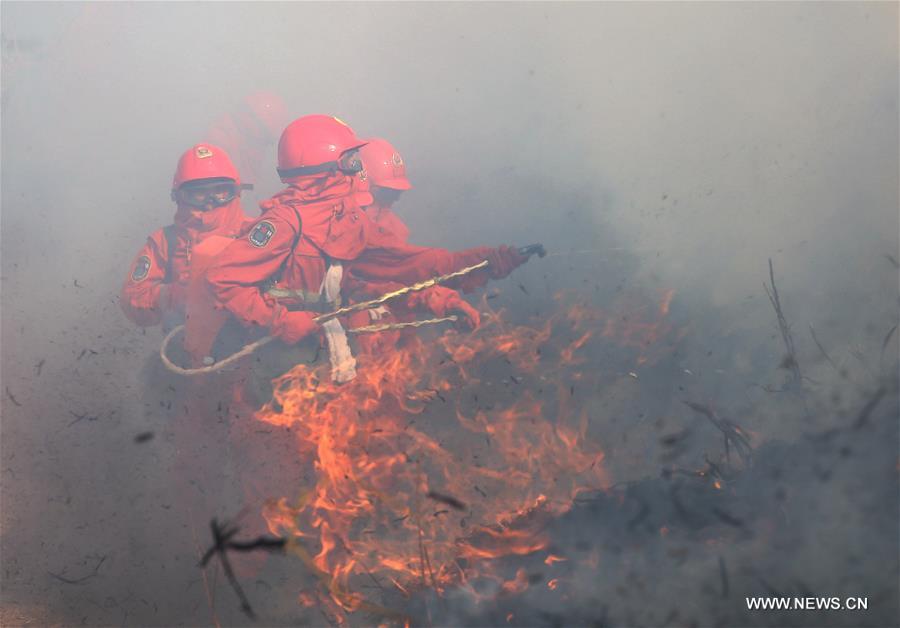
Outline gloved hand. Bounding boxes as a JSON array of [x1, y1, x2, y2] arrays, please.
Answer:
[[444, 292, 480, 330], [486, 245, 528, 279], [410, 286, 480, 330], [271, 308, 319, 344]]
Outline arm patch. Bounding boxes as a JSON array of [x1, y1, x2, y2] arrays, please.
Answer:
[[131, 255, 151, 282], [248, 220, 276, 248]]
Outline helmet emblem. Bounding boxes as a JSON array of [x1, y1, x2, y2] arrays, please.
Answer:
[[196, 146, 213, 159], [391, 152, 403, 167]]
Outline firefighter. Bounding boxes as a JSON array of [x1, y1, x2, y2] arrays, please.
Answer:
[[121, 144, 255, 548], [358, 137, 412, 244], [204, 114, 529, 386], [121, 144, 249, 331], [348, 137, 453, 354]]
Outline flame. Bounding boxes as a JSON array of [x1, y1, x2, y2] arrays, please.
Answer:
[[560, 331, 593, 365], [598, 288, 683, 367], [252, 290, 678, 617], [544, 554, 567, 566], [501, 568, 530, 595]]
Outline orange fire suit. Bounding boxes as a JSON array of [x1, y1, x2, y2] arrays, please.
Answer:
[[121, 200, 248, 328], [205, 173, 523, 341], [364, 201, 410, 245]]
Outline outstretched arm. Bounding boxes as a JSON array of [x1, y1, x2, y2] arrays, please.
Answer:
[[352, 241, 527, 293]]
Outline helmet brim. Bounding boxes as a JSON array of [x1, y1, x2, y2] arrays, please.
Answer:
[[341, 141, 369, 155], [375, 177, 412, 191]]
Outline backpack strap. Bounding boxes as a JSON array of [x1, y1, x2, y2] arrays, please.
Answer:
[[261, 205, 304, 290], [162, 224, 178, 284]]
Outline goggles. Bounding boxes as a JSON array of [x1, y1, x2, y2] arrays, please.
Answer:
[[175, 180, 238, 209]]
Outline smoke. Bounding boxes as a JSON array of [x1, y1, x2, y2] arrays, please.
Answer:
[[2, 2, 896, 626]]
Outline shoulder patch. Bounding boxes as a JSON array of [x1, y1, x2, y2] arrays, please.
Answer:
[[248, 220, 276, 248], [131, 255, 151, 282]]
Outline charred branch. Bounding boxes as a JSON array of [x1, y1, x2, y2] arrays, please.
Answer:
[[47, 555, 106, 585], [808, 324, 838, 372], [200, 518, 288, 619], [5, 386, 21, 406], [67, 411, 98, 427], [763, 259, 805, 398], [426, 490, 467, 511], [683, 401, 752, 464]]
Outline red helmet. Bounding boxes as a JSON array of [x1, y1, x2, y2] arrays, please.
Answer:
[[359, 138, 412, 190], [243, 91, 288, 139], [172, 144, 240, 189], [277, 115, 367, 179]]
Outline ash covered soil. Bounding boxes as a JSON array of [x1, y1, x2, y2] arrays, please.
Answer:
[[419, 384, 899, 628]]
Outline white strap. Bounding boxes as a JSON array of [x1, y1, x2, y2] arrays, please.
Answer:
[[320, 263, 357, 383]]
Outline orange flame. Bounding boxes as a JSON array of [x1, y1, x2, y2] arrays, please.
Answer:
[[544, 554, 567, 566], [252, 290, 677, 617]]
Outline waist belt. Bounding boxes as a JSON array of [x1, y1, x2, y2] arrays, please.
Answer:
[[263, 263, 357, 385], [265, 286, 339, 314]]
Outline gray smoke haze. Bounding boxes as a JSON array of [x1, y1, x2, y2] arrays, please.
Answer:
[[2, 2, 897, 626]]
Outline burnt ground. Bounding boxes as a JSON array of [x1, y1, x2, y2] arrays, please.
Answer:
[[418, 381, 899, 628]]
